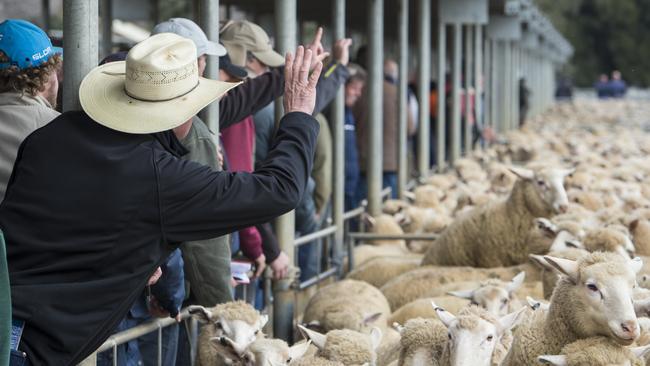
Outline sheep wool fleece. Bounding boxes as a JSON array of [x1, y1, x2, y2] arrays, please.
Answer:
[[560, 337, 645, 366], [422, 178, 554, 267]]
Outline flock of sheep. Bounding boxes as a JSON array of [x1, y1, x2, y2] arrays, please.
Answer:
[[186, 99, 650, 365]]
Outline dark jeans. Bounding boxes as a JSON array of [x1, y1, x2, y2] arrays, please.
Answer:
[[9, 350, 29, 366], [358, 173, 398, 202]]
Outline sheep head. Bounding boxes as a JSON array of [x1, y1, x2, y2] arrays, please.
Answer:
[[432, 302, 526, 366], [447, 272, 525, 316], [509, 166, 574, 215], [544, 253, 643, 345], [189, 301, 268, 356], [297, 325, 381, 366]]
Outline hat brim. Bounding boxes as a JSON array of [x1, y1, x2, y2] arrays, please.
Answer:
[[204, 41, 227, 56], [79, 62, 240, 134], [222, 63, 248, 80], [251, 49, 284, 68]]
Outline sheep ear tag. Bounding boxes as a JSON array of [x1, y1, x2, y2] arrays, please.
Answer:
[[537, 355, 568, 365]]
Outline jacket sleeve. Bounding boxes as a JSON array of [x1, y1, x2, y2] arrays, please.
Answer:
[[158, 112, 319, 244], [313, 63, 349, 115], [219, 67, 285, 129], [257, 222, 281, 263]]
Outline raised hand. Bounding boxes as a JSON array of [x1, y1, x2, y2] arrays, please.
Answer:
[[306, 26, 330, 70], [283, 46, 323, 115], [333, 38, 353, 66]]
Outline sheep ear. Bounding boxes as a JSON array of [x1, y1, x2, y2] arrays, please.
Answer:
[[565, 239, 583, 249], [543, 256, 579, 283], [363, 312, 383, 326], [507, 271, 526, 294], [188, 305, 213, 324], [288, 341, 312, 361], [529, 254, 553, 271], [259, 314, 269, 329], [369, 327, 383, 351], [297, 324, 326, 350], [631, 257, 644, 274], [634, 298, 650, 318], [631, 344, 650, 359], [526, 296, 541, 310], [535, 218, 559, 237], [497, 307, 527, 335], [447, 289, 475, 300], [537, 355, 568, 365], [403, 191, 416, 202], [508, 167, 535, 181], [431, 301, 456, 327], [394, 212, 410, 226], [362, 213, 377, 228]]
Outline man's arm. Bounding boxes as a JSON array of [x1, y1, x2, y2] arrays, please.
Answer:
[[313, 63, 349, 115], [159, 111, 319, 243], [218, 67, 284, 129]]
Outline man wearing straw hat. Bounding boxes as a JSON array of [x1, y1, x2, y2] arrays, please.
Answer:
[[0, 32, 322, 366]]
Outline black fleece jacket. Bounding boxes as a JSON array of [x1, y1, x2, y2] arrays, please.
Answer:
[[0, 110, 318, 366]]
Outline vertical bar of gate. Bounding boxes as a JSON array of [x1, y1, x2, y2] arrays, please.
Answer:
[[463, 24, 473, 153], [417, 0, 431, 176], [366, 0, 384, 216], [157, 325, 162, 366], [100, 0, 112, 59], [273, 0, 297, 343], [199, 0, 220, 132], [62, 0, 99, 112], [450, 23, 462, 163], [397, 0, 409, 196], [331, 0, 346, 273], [435, 19, 446, 171]]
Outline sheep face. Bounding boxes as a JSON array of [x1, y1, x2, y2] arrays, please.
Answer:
[[432, 304, 525, 366], [189, 303, 268, 358], [544, 255, 642, 345], [509, 167, 573, 214], [447, 272, 525, 317]]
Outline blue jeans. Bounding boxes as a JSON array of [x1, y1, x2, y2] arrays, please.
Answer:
[[358, 173, 398, 202], [138, 322, 179, 366], [9, 350, 29, 366]]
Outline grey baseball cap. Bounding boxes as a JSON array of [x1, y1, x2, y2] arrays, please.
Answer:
[[152, 18, 226, 57]]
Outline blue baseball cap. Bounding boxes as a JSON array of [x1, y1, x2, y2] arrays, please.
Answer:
[[0, 19, 62, 70]]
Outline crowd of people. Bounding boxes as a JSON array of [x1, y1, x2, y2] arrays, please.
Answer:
[[595, 70, 627, 98], [0, 14, 498, 366]]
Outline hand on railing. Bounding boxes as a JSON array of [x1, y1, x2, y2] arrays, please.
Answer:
[[269, 251, 290, 280]]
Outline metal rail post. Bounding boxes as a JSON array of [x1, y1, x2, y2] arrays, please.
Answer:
[[397, 0, 409, 196], [474, 25, 483, 141], [483, 36, 490, 131], [62, 0, 99, 112], [199, 0, 220, 132], [491, 40, 499, 133], [463, 24, 473, 154], [42, 0, 51, 32], [331, 0, 346, 271], [100, 0, 112, 59], [512, 44, 519, 127], [436, 21, 446, 171], [273, 0, 297, 342], [449, 23, 462, 162], [366, 0, 384, 216], [417, 0, 431, 175]]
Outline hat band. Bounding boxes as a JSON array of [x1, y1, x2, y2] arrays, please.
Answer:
[[124, 80, 200, 102]]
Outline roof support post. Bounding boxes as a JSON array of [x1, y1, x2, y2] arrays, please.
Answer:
[[397, 0, 410, 194], [366, 0, 384, 216]]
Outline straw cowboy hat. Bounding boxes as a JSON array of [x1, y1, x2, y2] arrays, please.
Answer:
[[79, 33, 240, 134]]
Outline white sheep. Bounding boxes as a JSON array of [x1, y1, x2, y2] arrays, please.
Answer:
[[446, 272, 526, 317], [188, 301, 268, 366], [346, 256, 421, 289], [302, 280, 391, 333], [208, 337, 311, 366], [395, 303, 525, 366], [537, 336, 650, 366], [422, 166, 574, 267], [502, 252, 644, 365], [295, 325, 383, 366]]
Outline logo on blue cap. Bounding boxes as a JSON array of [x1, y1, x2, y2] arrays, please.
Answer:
[[0, 19, 62, 70]]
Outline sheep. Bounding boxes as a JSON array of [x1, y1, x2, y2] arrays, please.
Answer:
[[421, 166, 574, 267], [383, 199, 411, 215], [208, 337, 311, 366], [582, 227, 635, 259], [364, 214, 407, 247], [487, 163, 517, 194], [527, 218, 584, 255], [395, 304, 525, 366], [630, 218, 650, 256], [295, 325, 382, 366], [423, 174, 457, 191], [346, 256, 421, 289], [188, 301, 269, 366], [388, 296, 470, 325], [302, 280, 391, 333], [502, 252, 644, 366], [352, 244, 416, 269], [537, 336, 650, 366], [530, 247, 589, 299], [380, 264, 541, 311], [446, 272, 526, 317]]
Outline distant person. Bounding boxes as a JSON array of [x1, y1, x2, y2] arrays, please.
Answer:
[[343, 64, 366, 211], [518, 78, 530, 127], [609, 70, 627, 98], [595, 74, 610, 98], [555, 78, 573, 101]]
